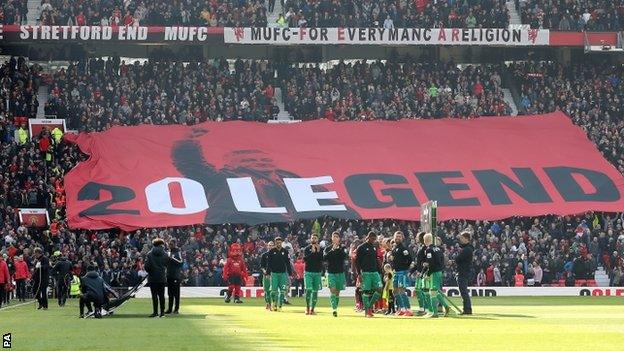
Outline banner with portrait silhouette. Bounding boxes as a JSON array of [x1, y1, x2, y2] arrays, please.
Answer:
[[63, 111, 624, 230]]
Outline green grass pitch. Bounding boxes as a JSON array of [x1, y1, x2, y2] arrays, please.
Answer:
[[1, 296, 623, 350]]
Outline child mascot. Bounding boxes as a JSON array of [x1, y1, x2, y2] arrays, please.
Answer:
[[223, 243, 248, 303]]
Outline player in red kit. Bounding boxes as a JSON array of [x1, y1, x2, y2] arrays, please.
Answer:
[[223, 243, 248, 304]]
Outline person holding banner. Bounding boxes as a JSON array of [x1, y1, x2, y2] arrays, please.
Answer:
[[422, 233, 450, 318]]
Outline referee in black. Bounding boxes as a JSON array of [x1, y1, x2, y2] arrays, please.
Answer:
[[455, 231, 474, 315]]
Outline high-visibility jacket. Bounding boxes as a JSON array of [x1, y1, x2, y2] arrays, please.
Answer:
[[51, 127, 63, 144], [18, 128, 28, 144], [70, 275, 81, 296]]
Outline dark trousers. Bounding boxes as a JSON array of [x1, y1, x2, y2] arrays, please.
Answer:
[[57, 282, 68, 306], [268, 0, 275, 12], [292, 278, 304, 297], [79, 293, 102, 316], [457, 273, 472, 313], [150, 283, 166, 315], [36, 285, 48, 308], [387, 290, 395, 313], [16, 279, 26, 301], [167, 280, 181, 312]]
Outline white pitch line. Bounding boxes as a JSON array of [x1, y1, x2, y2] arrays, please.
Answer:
[[0, 300, 36, 311]]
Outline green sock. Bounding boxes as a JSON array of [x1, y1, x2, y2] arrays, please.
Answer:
[[278, 290, 284, 307], [363, 292, 372, 311], [305, 290, 311, 308], [423, 290, 432, 312], [311, 291, 318, 309], [271, 291, 277, 306], [438, 293, 449, 309], [329, 295, 335, 310], [416, 290, 424, 310], [429, 292, 438, 315], [370, 291, 381, 307], [336, 296, 340, 309]]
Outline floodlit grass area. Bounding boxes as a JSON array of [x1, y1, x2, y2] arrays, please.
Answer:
[[1, 296, 623, 350]]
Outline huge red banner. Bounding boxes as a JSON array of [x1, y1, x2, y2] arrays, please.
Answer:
[[64, 112, 624, 230]]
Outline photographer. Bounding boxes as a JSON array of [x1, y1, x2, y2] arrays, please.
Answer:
[[455, 231, 474, 315], [79, 264, 105, 319]]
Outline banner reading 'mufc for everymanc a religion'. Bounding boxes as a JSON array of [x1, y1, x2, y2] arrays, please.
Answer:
[[224, 27, 550, 45], [64, 112, 624, 230]]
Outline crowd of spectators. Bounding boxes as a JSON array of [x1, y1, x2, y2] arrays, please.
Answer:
[[518, 0, 624, 30], [0, 55, 623, 305], [0, 0, 28, 24], [6, 0, 624, 31], [282, 60, 510, 120], [45, 58, 279, 131], [26, 0, 267, 27], [276, 0, 509, 28], [510, 61, 624, 175], [2, 0, 511, 29]]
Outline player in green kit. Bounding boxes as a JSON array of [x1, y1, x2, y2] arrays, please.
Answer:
[[267, 237, 293, 311], [260, 241, 275, 310], [324, 231, 348, 317], [422, 233, 450, 318], [355, 232, 383, 318], [303, 233, 323, 315], [410, 232, 429, 316]]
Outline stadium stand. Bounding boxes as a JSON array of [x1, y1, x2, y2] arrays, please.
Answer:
[[1, 55, 623, 299], [2, 0, 510, 28], [518, 0, 624, 30]]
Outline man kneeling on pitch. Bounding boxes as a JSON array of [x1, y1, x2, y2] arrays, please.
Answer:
[[79, 264, 106, 319]]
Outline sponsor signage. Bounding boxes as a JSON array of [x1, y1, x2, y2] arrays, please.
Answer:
[[134, 286, 624, 298]]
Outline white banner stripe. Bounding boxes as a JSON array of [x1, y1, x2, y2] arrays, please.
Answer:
[[225, 27, 550, 46]]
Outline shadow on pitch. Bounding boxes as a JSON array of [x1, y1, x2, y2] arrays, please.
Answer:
[[107, 313, 208, 319]]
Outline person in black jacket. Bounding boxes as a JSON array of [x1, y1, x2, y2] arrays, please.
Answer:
[[323, 231, 348, 317], [52, 254, 72, 307], [390, 230, 413, 316], [79, 264, 105, 319], [165, 239, 183, 315], [355, 232, 383, 317], [303, 233, 323, 315], [260, 241, 275, 310], [145, 238, 168, 318], [33, 248, 50, 310], [266, 237, 292, 311], [455, 231, 474, 315]]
